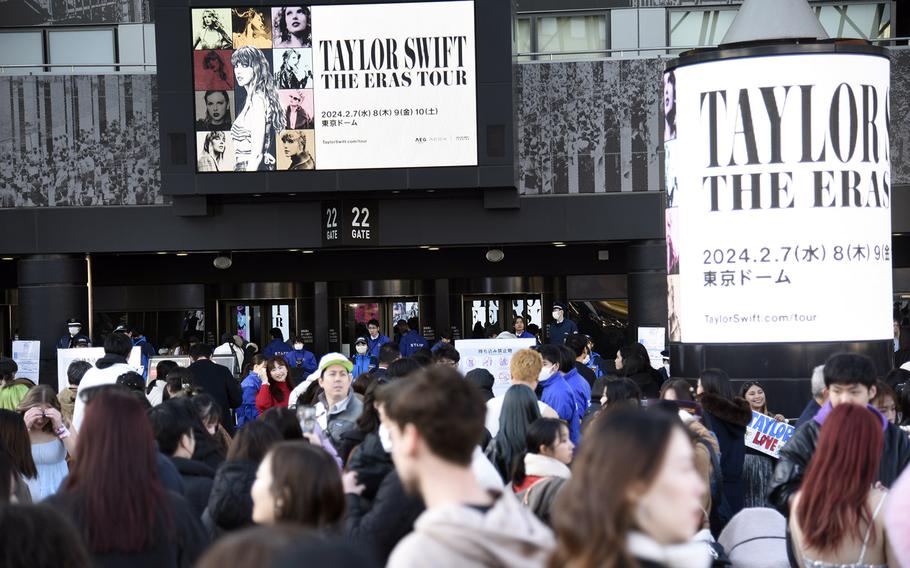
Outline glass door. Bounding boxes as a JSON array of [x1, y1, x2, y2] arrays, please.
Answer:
[[222, 301, 295, 350], [340, 297, 420, 355], [463, 295, 542, 339]]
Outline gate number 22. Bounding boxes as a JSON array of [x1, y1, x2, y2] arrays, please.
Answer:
[[351, 207, 371, 228]]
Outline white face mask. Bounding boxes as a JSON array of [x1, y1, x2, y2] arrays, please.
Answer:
[[378, 423, 393, 453], [539, 364, 555, 382], [68, 326, 80, 336], [356, 345, 368, 355], [582, 353, 591, 365], [293, 343, 304, 350], [552, 310, 562, 321]]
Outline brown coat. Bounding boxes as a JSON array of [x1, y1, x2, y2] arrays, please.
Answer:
[[689, 419, 718, 530]]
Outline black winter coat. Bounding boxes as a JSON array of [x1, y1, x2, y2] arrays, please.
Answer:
[[187, 359, 242, 434], [627, 371, 661, 399], [769, 409, 910, 515], [46, 489, 208, 568], [700, 393, 752, 516], [201, 459, 257, 539], [171, 457, 215, 518], [345, 470, 425, 564], [346, 432, 393, 501]]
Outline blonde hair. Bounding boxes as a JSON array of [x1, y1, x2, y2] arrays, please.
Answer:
[[510, 348, 543, 385]]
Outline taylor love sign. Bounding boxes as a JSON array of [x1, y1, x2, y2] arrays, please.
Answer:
[[744, 411, 796, 459]]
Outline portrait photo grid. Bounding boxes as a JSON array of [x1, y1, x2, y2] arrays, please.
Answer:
[[192, 6, 316, 172]]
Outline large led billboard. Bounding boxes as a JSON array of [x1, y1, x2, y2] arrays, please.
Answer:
[[665, 52, 892, 344], [190, 1, 478, 173]]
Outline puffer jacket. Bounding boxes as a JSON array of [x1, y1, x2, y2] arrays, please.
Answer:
[[346, 431, 394, 501], [201, 460, 258, 539], [769, 402, 910, 515]]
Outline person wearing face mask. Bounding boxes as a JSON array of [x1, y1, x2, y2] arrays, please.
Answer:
[[546, 303, 577, 346], [351, 337, 376, 377], [284, 336, 317, 383], [537, 345, 581, 445], [56, 317, 92, 349]]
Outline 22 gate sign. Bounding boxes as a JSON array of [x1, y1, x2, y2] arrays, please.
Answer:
[[322, 201, 380, 247]]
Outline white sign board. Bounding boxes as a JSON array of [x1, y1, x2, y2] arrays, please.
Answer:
[[456, 338, 535, 398], [56, 347, 105, 393], [637, 327, 665, 370], [664, 52, 892, 343], [744, 411, 796, 459], [12, 340, 40, 382], [311, 1, 478, 169]]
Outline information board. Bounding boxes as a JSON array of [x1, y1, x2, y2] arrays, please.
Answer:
[[455, 338, 535, 398]]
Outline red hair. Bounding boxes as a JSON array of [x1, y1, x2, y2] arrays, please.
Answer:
[[65, 390, 171, 553], [797, 404, 883, 550]]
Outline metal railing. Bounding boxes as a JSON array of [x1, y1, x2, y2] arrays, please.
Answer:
[[516, 36, 910, 61], [0, 62, 156, 74]]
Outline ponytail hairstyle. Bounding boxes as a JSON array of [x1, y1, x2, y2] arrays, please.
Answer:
[[512, 418, 565, 487]]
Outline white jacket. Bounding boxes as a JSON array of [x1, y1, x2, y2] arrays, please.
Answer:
[[73, 362, 134, 431]]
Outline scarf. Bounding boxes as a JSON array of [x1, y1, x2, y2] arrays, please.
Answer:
[[523, 453, 571, 479], [626, 531, 713, 568]]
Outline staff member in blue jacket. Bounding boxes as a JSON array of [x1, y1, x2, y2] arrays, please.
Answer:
[[397, 319, 428, 357], [263, 327, 292, 359], [351, 336, 376, 376], [513, 315, 536, 340], [365, 319, 390, 359], [284, 335, 318, 380], [547, 302, 578, 345]]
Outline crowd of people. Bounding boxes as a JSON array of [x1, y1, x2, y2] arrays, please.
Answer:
[[1, 313, 910, 568], [0, 117, 162, 207]]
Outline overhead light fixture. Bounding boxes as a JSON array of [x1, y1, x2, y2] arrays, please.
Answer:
[[302, 250, 315, 254], [176, 252, 189, 257], [427, 246, 440, 251], [0, 257, 13, 261], [419, 245, 431, 249], [288, 249, 300, 252], [156, 251, 168, 255], [213, 253, 233, 270], [553, 242, 567, 248], [485, 249, 505, 263]]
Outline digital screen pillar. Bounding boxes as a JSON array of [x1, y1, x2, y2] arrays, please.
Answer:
[[664, 44, 893, 415]]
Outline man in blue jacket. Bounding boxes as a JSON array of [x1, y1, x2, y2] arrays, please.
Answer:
[[397, 319, 428, 358], [263, 327, 292, 359], [538, 345, 581, 445], [366, 319, 390, 359], [284, 336, 318, 379], [547, 302, 578, 345], [351, 336, 376, 376]]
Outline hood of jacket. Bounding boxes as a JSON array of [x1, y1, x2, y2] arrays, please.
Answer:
[[206, 460, 257, 530], [813, 401, 889, 431], [96, 353, 129, 369], [397, 489, 554, 567], [699, 393, 752, 427], [171, 456, 216, 478]]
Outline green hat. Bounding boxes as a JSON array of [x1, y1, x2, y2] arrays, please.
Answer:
[[317, 352, 353, 376]]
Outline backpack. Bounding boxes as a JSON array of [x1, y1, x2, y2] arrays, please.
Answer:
[[697, 435, 733, 537]]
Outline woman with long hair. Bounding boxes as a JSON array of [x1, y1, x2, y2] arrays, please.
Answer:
[[194, 9, 232, 50], [739, 380, 785, 509], [198, 131, 227, 172], [790, 404, 897, 567], [616, 346, 659, 398], [45, 389, 208, 565], [251, 441, 345, 530], [202, 50, 231, 89], [17, 385, 77, 501], [511, 418, 572, 525], [275, 49, 304, 89], [550, 409, 708, 568], [484, 384, 542, 483], [273, 6, 311, 48], [256, 356, 296, 413], [232, 8, 272, 49], [231, 46, 285, 171], [697, 368, 751, 518], [0, 409, 36, 502]]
